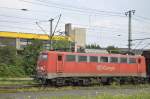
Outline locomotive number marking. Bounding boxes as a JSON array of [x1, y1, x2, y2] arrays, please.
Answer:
[[96, 65, 115, 71]]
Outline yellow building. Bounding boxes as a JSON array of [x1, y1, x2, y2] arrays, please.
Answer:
[[0, 31, 71, 50]]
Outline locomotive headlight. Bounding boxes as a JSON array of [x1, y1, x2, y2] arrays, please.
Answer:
[[36, 66, 45, 71], [40, 66, 44, 71]]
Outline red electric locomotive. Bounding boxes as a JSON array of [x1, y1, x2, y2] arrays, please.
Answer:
[[36, 51, 147, 85]]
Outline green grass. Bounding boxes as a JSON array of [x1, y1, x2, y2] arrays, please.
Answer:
[[1, 84, 150, 99], [2, 92, 150, 99], [0, 78, 37, 85], [0, 86, 78, 93], [0, 80, 37, 85], [0, 79, 150, 95], [22, 92, 150, 99], [0, 84, 150, 94]]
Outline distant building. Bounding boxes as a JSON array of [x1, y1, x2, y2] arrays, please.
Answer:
[[114, 48, 150, 55], [65, 23, 86, 52], [0, 31, 71, 50], [65, 23, 72, 36], [85, 49, 108, 54], [72, 28, 86, 48]]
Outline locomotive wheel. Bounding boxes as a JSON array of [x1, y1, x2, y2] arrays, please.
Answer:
[[120, 78, 126, 85], [55, 78, 65, 86], [82, 79, 91, 86], [110, 78, 121, 85], [100, 77, 112, 85]]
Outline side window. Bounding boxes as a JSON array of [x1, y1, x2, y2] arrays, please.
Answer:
[[90, 56, 98, 62], [120, 57, 127, 63], [129, 58, 136, 64], [100, 57, 108, 63], [110, 57, 118, 63], [66, 55, 76, 62], [78, 56, 87, 62], [58, 55, 62, 61]]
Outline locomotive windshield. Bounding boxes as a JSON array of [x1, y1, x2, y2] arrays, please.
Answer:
[[38, 53, 48, 61]]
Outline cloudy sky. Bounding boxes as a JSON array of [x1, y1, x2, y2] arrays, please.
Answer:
[[0, 0, 150, 49]]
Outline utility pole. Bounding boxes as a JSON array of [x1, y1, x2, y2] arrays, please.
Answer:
[[125, 10, 135, 53], [48, 14, 61, 50], [36, 14, 61, 51], [49, 18, 54, 50]]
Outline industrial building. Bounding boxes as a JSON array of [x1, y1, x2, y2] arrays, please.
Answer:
[[0, 31, 71, 50], [65, 23, 86, 52], [0, 23, 86, 52]]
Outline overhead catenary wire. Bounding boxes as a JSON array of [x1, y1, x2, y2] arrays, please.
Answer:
[[62, 22, 150, 35], [133, 40, 145, 50], [135, 15, 150, 21], [0, 14, 42, 21], [20, 0, 125, 17], [133, 17, 150, 25], [35, 22, 47, 34], [0, 19, 35, 24], [0, 1, 149, 30], [0, 15, 128, 36], [0, 15, 149, 34], [52, 14, 62, 36], [0, 24, 43, 31], [0, 14, 149, 39], [0, 5, 149, 36], [0, 6, 127, 22], [141, 43, 150, 49], [0, 0, 150, 49], [34, 0, 123, 14], [2, 6, 66, 19]]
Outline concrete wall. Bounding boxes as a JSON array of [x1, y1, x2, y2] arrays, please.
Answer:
[[65, 23, 86, 49], [73, 28, 86, 48]]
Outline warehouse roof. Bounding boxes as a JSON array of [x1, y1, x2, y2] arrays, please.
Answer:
[[0, 31, 71, 41]]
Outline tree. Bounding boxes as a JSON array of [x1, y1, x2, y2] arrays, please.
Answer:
[[0, 46, 25, 77], [22, 39, 71, 76], [22, 39, 43, 76], [52, 40, 71, 51], [0, 39, 72, 77], [0, 46, 17, 65], [86, 44, 101, 49], [106, 46, 120, 54]]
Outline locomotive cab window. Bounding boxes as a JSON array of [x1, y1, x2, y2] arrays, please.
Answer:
[[129, 58, 136, 64], [39, 54, 48, 60], [58, 55, 62, 61], [90, 56, 98, 62], [138, 58, 141, 64], [66, 55, 76, 62], [120, 58, 127, 63], [100, 57, 108, 63], [78, 56, 87, 62], [110, 57, 118, 63]]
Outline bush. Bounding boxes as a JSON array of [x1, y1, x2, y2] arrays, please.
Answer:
[[0, 63, 25, 77], [0, 46, 25, 77], [21, 39, 43, 76]]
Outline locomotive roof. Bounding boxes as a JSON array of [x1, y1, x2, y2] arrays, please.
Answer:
[[41, 51, 142, 58]]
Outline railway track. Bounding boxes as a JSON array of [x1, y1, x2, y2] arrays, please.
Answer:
[[0, 83, 149, 90]]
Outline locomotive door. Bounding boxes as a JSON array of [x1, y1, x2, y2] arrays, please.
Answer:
[[137, 58, 142, 76], [56, 54, 63, 73]]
